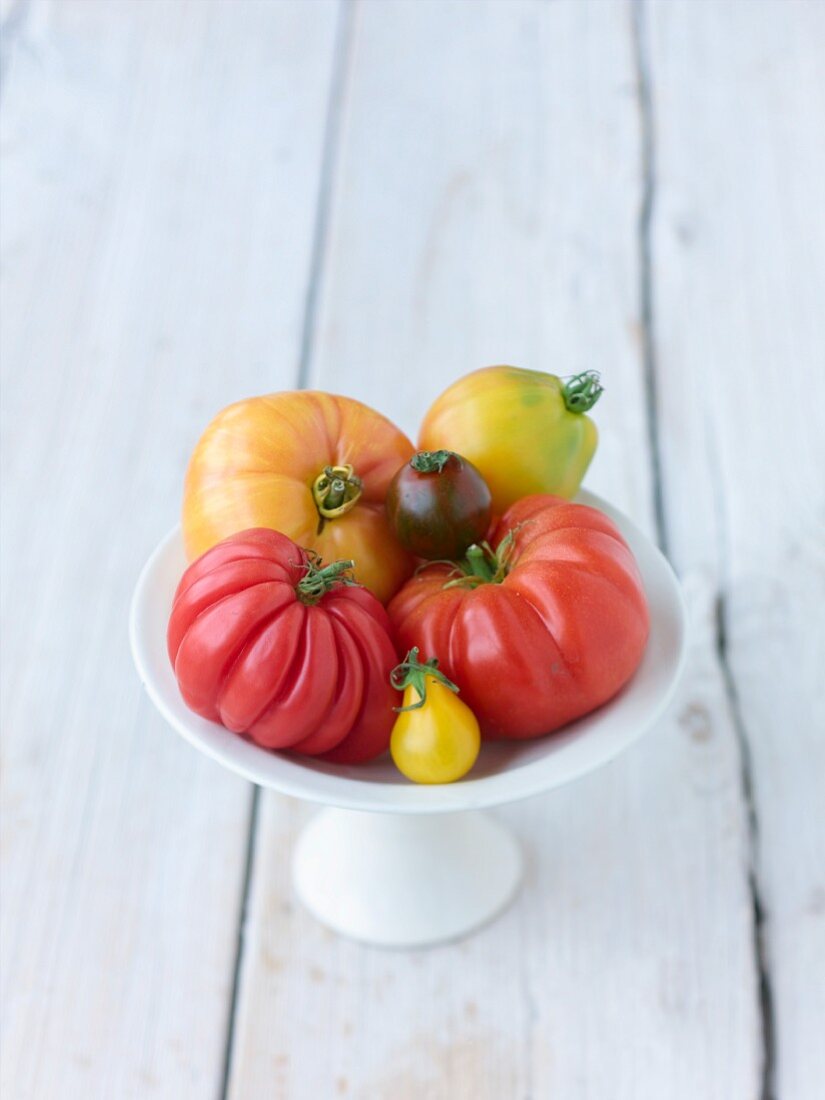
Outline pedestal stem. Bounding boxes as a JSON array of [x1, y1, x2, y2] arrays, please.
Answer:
[[292, 807, 523, 948]]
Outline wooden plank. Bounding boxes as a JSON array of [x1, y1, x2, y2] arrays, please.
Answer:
[[0, 1, 339, 1096], [228, 2, 759, 1096], [646, 2, 825, 1096]]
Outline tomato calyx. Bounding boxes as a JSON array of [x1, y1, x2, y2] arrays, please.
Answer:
[[390, 646, 460, 712], [409, 449, 454, 474], [421, 526, 522, 590], [312, 464, 363, 533], [295, 553, 358, 605], [562, 369, 603, 413]]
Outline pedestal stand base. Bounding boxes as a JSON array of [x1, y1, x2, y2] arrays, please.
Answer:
[[292, 807, 523, 948]]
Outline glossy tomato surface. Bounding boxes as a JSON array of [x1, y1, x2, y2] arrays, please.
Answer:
[[167, 528, 398, 764], [418, 366, 600, 512], [387, 495, 650, 740], [182, 392, 415, 604], [391, 676, 481, 784], [385, 450, 492, 560]]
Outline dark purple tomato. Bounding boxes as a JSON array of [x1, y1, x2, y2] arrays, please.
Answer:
[[385, 450, 493, 560]]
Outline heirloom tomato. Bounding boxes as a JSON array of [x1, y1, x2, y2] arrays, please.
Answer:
[[167, 528, 398, 764], [388, 495, 649, 740], [385, 450, 492, 560], [389, 648, 480, 784], [418, 366, 603, 512], [182, 392, 415, 604]]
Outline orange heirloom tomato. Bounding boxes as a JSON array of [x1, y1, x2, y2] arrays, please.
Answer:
[[183, 392, 415, 604]]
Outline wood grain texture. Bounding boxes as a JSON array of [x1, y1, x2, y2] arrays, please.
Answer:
[[646, 2, 825, 1096], [0, 1, 338, 1096], [227, 3, 759, 1097], [4, 0, 822, 1096]]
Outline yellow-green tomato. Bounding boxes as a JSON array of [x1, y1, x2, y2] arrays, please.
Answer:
[[418, 366, 603, 512], [390, 650, 480, 784]]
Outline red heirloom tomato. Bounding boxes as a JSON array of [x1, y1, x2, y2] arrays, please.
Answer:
[[167, 528, 398, 763], [387, 495, 649, 739]]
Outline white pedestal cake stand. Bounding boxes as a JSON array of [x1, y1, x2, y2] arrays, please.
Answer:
[[130, 491, 687, 948]]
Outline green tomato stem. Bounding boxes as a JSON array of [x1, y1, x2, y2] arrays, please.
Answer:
[[312, 464, 363, 523], [390, 646, 460, 712], [464, 544, 496, 583], [435, 526, 524, 590], [409, 450, 454, 474], [561, 370, 603, 413], [296, 555, 357, 605]]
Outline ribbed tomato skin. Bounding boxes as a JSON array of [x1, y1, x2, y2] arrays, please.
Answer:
[[167, 528, 398, 763], [387, 496, 650, 740], [182, 391, 415, 604]]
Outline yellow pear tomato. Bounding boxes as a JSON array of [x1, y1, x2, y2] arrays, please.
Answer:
[[418, 366, 602, 512], [390, 649, 480, 784]]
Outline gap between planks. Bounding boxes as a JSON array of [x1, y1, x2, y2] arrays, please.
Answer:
[[217, 2, 356, 1096], [0, 0, 32, 94], [631, 2, 775, 1097]]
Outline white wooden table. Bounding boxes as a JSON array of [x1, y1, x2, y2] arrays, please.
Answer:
[[2, 2, 823, 1097]]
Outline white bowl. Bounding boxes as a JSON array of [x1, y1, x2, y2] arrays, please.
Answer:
[[130, 490, 686, 946]]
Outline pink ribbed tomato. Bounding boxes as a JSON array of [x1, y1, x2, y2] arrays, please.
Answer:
[[167, 528, 398, 764], [387, 495, 649, 739]]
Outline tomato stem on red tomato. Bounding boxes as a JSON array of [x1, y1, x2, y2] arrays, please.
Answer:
[[296, 555, 358, 605], [436, 526, 524, 590], [464, 544, 496, 583], [390, 646, 460, 712], [562, 369, 603, 413]]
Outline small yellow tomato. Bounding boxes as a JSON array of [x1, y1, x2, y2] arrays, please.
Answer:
[[390, 649, 480, 784]]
